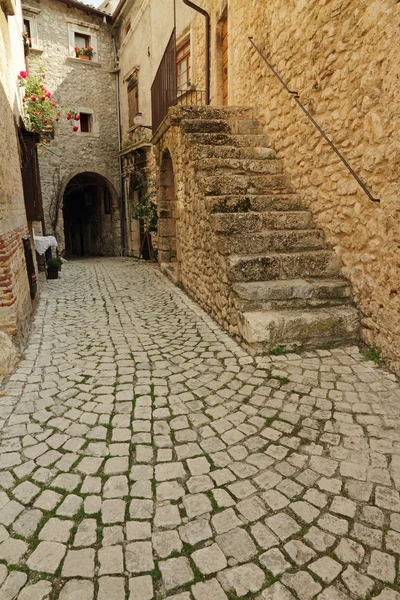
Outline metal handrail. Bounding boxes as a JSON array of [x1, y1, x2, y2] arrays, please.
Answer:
[[249, 37, 380, 204]]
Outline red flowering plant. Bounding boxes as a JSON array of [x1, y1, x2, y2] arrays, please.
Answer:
[[74, 45, 96, 59], [18, 65, 79, 154]]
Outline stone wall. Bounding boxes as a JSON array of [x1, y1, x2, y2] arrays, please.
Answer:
[[156, 108, 241, 336], [24, 0, 121, 254], [0, 0, 34, 354], [184, 0, 400, 370]]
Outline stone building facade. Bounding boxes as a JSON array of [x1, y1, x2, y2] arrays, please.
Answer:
[[112, 0, 199, 256], [23, 0, 121, 256], [0, 0, 38, 370], [196, 0, 400, 369], [118, 0, 400, 369]]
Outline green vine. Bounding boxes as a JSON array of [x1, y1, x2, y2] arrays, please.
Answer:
[[131, 171, 158, 233]]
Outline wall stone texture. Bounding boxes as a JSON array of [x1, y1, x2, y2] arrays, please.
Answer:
[[156, 108, 243, 338], [0, 0, 34, 353], [24, 0, 121, 254], [181, 0, 400, 370]]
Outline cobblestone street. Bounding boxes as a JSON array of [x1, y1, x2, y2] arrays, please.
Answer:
[[1, 258, 400, 599]]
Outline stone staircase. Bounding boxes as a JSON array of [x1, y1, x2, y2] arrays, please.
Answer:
[[169, 106, 360, 352]]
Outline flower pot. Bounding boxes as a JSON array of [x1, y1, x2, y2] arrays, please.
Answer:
[[47, 267, 59, 280], [78, 55, 90, 61]]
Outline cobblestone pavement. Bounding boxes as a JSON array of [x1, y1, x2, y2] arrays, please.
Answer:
[[1, 258, 400, 600]]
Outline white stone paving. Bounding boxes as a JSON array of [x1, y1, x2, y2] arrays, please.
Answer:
[[0, 257, 400, 599]]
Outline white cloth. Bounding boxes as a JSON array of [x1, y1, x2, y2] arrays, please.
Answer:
[[33, 235, 58, 256]]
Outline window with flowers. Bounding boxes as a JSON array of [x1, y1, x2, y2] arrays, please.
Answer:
[[67, 21, 98, 62]]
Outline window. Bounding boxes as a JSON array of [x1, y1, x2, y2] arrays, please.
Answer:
[[22, 10, 40, 49], [128, 79, 139, 128], [177, 39, 190, 90], [79, 113, 91, 133], [23, 19, 32, 46], [74, 32, 90, 51], [68, 20, 98, 62]]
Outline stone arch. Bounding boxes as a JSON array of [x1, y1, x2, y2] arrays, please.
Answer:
[[59, 171, 120, 257], [158, 149, 180, 277]]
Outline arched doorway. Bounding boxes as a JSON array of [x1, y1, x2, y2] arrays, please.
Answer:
[[62, 172, 119, 257], [158, 150, 179, 272]]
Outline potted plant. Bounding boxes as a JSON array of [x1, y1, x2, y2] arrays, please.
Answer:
[[74, 46, 96, 61], [47, 257, 60, 279]]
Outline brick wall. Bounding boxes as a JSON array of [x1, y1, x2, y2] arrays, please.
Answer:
[[0, 226, 32, 340], [0, 2, 34, 350]]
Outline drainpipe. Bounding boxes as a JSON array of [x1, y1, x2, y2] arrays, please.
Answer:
[[111, 33, 125, 256], [182, 0, 210, 105]]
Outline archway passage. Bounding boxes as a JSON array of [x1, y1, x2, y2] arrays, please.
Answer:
[[158, 150, 178, 264], [158, 150, 180, 283], [63, 172, 119, 257]]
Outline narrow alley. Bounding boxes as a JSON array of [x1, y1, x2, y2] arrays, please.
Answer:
[[0, 259, 400, 599]]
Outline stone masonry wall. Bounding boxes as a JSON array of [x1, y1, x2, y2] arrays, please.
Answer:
[[24, 0, 120, 253], [0, 1, 33, 350], [187, 0, 400, 371], [157, 111, 240, 337]]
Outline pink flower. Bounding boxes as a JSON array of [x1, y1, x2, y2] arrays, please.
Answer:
[[19, 71, 27, 79], [67, 113, 72, 120], [40, 96, 46, 102], [35, 111, 39, 115], [74, 115, 80, 121], [55, 117, 59, 122], [46, 92, 52, 99], [31, 96, 36, 102], [73, 125, 79, 132]]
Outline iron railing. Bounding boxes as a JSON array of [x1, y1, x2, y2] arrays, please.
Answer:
[[151, 29, 208, 133], [177, 89, 207, 106], [151, 29, 177, 134], [249, 37, 380, 204]]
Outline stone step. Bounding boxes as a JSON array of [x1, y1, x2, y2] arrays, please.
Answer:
[[193, 157, 283, 175], [194, 145, 277, 161], [217, 229, 326, 255], [202, 173, 291, 195], [170, 105, 255, 122], [181, 119, 232, 134], [230, 119, 264, 135], [210, 211, 315, 235], [205, 194, 304, 213], [181, 118, 264, 135], [227, 250, 339, 282], [232, 278, 352, 311], [187, 133, 270, 148], [238, 306, 360, 351]]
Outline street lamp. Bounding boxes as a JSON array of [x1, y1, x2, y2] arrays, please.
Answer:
[[133, 113, 152, 130]]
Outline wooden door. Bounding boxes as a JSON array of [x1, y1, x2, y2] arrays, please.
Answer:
[[222, 17, 228, 105]]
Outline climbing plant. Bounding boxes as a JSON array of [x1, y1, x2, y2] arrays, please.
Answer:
[[131, 171, 158, 233], [18, 64, 78, 154]]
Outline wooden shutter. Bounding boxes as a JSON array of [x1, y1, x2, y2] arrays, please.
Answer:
[[19, 129, 44, 224], [128, 80, 139, 128]]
